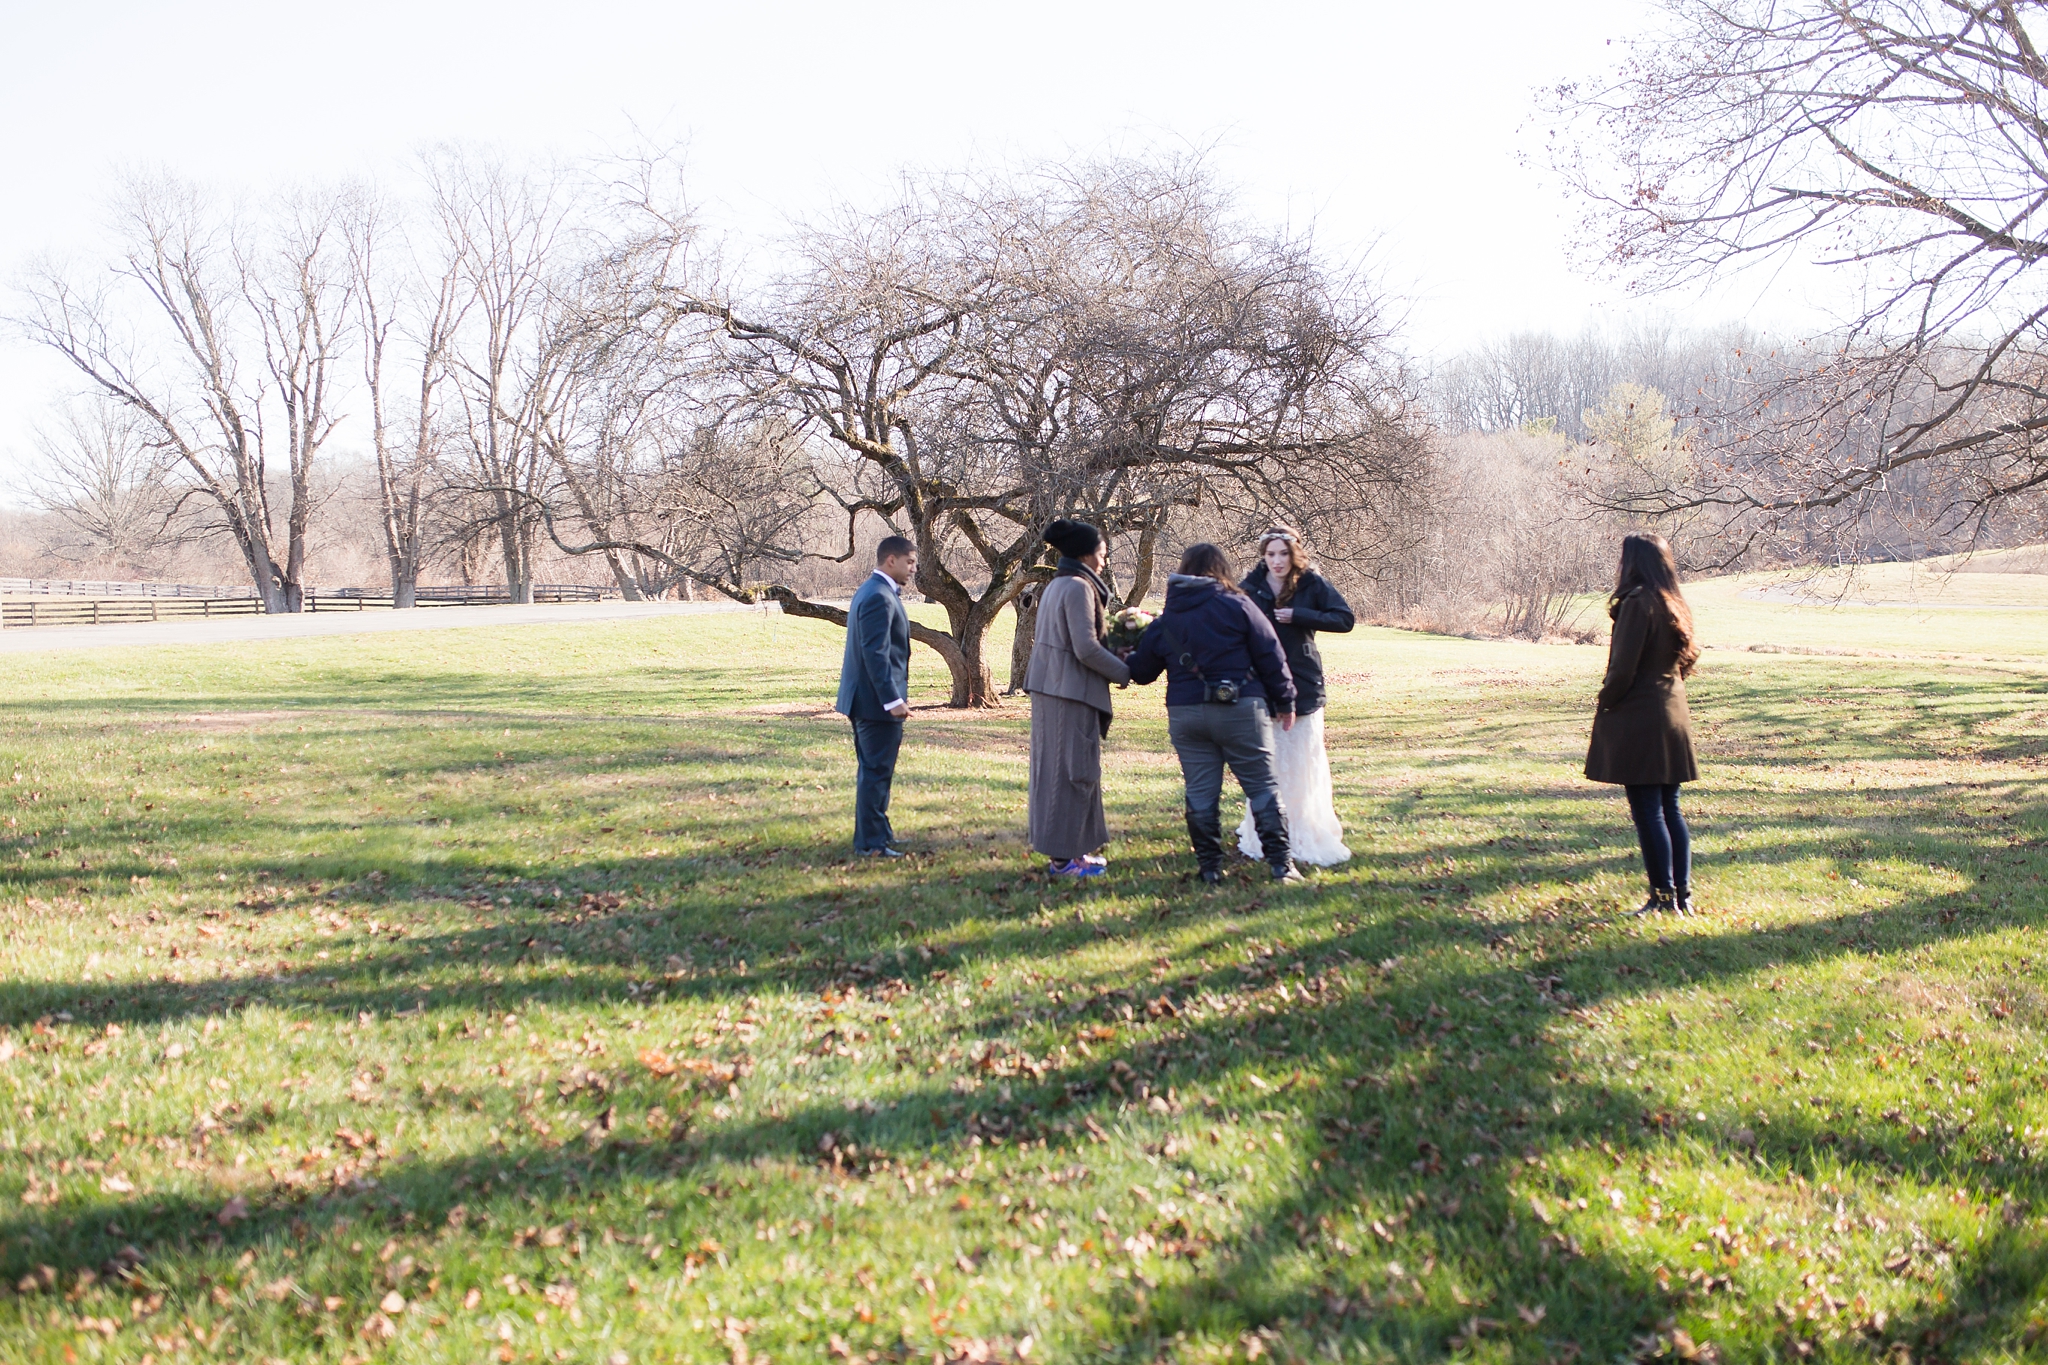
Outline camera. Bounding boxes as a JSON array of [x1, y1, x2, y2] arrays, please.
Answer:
[[1204, 678, 1241, 705]]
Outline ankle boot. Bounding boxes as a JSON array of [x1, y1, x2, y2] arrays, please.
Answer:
[[1632, 887, 1676, 916], [1674, 886, 1695, 915], [1185, 808, 1224, 884]]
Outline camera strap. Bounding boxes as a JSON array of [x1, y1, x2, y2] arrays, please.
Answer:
[[1155, 617, 1205, 681], [1155, 617, 1241, 703]]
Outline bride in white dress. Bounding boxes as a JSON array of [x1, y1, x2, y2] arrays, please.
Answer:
[[1236, 528, 1354, 866]]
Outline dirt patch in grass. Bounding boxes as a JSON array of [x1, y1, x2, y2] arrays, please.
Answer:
[[176, 710, 310, 732], [739, 701, 1030, 722], [1887, 972, 1977, 1016], [739, 703, 840, 722]]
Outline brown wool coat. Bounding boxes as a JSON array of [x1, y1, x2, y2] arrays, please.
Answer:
[[1584, 589, 1699, 786]]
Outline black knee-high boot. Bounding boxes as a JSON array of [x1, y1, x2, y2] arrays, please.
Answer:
[[1251, 799, 1292, 875], [1185, 808, 1223, 884]]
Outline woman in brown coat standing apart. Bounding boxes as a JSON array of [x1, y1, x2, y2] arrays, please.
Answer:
[[1585, 533, 1701, 914], [1024, 520, 1132, 878]]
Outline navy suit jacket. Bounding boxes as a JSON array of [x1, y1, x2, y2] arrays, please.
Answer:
[[835, 573, 912, 720]]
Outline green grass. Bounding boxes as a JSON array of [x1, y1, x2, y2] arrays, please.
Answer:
[[1, 576, 2047, 1364]]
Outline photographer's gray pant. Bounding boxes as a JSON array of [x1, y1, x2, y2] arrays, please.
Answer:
[[1166, 701, 1289, 868]]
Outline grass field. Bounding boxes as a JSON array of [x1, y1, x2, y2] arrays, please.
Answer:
[[1, 567, 2046, 1364]]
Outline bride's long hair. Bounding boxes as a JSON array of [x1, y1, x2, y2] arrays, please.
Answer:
[[1256, 526, 1313, 606]]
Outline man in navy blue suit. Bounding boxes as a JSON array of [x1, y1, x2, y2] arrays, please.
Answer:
[[835, 536, 917, 857]]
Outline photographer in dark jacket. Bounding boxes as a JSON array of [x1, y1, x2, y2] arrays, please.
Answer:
[[1127, 544, 1300, 885]]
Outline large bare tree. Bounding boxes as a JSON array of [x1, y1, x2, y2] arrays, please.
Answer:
[[486, 160, 829, 606], [429, 152, 580, 604], [626, 159, 1424, 706], [522, 191, 714, 603], [348, 188, 467, 608], [1549, 0, 2048, 548], [16, 178, 352, 610]]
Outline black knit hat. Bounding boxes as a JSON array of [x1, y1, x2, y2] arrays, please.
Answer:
[[1043, 519, 1101, 558]]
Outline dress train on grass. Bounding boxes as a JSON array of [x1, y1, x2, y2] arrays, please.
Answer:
[[1236, 707, 1350, 866]]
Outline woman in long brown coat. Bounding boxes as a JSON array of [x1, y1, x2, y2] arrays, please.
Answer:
[[1024, 519, 1131, 877], [1585, 533, 1701, 913]]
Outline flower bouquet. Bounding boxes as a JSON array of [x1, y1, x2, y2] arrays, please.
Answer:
[[1105, 606, 1155, 652]]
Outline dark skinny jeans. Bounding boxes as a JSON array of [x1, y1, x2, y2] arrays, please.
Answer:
[[1625, 783, 1690, 893]]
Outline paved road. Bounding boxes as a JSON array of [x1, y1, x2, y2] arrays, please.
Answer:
[[0, 599, 780, 653]]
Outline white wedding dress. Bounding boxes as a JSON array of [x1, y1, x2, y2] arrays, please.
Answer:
[[1237, 707, 1351, 865]]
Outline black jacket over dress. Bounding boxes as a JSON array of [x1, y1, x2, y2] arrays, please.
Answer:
[[1127, 575, 1297, 711], [1239, 570, 1355, 715], [1584, 588, 1699, 785]]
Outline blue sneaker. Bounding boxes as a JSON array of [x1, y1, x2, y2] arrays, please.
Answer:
[[1049, 858, 1105, 878]]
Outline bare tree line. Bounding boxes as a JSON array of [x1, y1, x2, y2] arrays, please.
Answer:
[[1416, 0, 2048, 606], [23, 40, 2048, 679], [1539, 0, 2048, 557], [17, 180, 352, 612], [1434, 320, 1760, 442], [14, 153, 695, 609], [9, 151, 1428, 704], [1418, 308, 2048, 637]]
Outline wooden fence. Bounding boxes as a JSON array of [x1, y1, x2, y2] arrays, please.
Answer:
[[2, 597, 265, 628], [0, 578, 256, 600], [1, 582, 616, 629]]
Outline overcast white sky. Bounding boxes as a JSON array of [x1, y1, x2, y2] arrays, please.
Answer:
[[0, 0, 1828, 490]]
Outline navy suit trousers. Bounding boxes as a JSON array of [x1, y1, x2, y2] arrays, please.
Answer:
[[850, 717, 905, 852]]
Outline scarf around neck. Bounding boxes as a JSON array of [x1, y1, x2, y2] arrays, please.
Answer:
[[1053, 557, 1110, 640]]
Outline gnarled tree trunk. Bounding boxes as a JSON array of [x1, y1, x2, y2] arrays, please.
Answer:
[[1006, 587, 1039, 695]]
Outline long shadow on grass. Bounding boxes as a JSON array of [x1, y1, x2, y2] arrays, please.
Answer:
[[10, 756, 2030, 975], [3, 764, 2039, 1036], [6, 720, 2048, 1357], [1061, 889, 2048, 1360], [6, 866, 2047, 1359]]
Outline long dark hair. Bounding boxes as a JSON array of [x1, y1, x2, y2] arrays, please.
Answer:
[[1177, 543, 1244, 593], [1611, 533, 1699, 677]]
